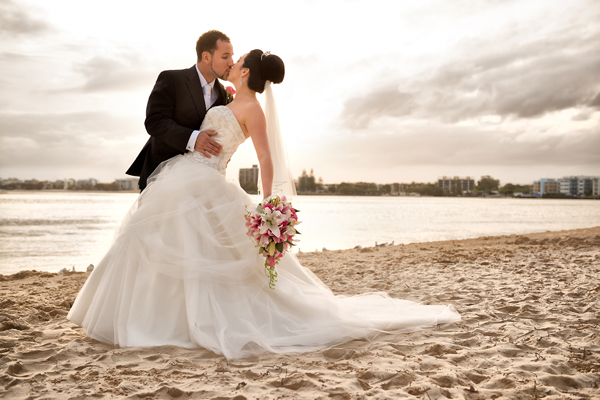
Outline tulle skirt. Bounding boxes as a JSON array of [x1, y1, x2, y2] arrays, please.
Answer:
[[67, 155, 460, 359]]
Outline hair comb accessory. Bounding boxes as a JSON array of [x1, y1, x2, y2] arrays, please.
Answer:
[[261, 51, 271, 60]]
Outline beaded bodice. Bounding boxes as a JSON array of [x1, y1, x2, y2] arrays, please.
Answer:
[[184, 106, 246, 175]]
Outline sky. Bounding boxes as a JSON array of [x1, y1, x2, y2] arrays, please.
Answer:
[[0, 0, 599, 185]]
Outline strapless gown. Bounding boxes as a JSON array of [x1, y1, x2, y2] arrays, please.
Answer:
[[67, 106, 460, 360]]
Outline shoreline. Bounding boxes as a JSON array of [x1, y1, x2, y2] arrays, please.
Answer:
[[1, 226, 599, 275], [299, 225, 600, 252], [1, 226, 599, 398], [0, 189, 140, 194], [2, 189, 598, 199]]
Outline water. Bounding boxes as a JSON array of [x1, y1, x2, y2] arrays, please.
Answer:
[[1, 191, 598, 275], [296, 196, 600, 251], [0, 192, 138, 275]]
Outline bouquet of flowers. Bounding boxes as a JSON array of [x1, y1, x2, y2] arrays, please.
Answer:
[[244, 195, 300, 289]]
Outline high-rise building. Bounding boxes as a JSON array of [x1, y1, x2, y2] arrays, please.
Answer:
[[239, 165, 259, 187], [437, 176, 475, 194], [391, 183, 406, 195]]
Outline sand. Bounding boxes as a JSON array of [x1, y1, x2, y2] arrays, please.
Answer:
[[1, 227, 599, 399]]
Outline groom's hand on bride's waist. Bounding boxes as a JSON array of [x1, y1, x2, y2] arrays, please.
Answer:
[[195, 130, 223, 158]]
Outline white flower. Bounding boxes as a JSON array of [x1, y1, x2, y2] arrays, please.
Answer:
[[284, 226, 296, 237], [259, 208, 285, 238]]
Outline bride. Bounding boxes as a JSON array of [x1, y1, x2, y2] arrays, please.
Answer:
[[67, 50, 460, 360]]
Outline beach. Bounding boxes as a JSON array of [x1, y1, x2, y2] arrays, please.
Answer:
[[1, 227, 599, 399]]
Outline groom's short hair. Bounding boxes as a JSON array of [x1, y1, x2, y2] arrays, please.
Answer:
[[196, 30, 231, 60]]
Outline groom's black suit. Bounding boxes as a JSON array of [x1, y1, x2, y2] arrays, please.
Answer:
[[126, 65, 227, 190]]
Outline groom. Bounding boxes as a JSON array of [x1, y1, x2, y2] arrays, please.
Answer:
[[126, 30, 234, 191]]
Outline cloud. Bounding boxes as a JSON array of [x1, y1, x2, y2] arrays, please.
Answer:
[[0, 0, 51, 37], [329, 123, 600, 168], [342, 26, 600, 128], [590, 92, 600, 107], [72, 54, 158, 93], [0, 111, 145, 174], [0, 51, 37, 99]]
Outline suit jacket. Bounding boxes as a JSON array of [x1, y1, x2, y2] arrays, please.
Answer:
[[126, 65, 227, 190]]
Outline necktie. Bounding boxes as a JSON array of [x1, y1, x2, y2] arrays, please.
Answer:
[[203, 85, 212, 110]]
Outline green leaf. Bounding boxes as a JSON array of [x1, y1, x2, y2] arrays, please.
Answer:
[[276, 242, 284, 253], [258, 247, 264, 254]]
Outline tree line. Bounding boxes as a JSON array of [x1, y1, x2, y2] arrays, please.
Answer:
[[1, 180, 127, 191], [294, 173, 532, 196]]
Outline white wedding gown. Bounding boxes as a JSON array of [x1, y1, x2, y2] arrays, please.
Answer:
[[67, 106, 460, 360]]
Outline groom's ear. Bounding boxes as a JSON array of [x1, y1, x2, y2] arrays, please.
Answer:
[[201, 51, 212, 64]]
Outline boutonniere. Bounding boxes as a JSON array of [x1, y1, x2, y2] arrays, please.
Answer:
[[225, 86, 236, 104]]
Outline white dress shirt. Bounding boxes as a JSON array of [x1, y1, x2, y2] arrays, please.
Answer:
[[186, 65, 218, 152]]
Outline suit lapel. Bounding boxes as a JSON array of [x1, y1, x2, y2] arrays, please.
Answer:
[[185, 65, 206, 116], [214, 79, 226, 106]]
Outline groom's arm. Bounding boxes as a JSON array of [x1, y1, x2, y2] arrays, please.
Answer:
[[144, 71, 193, 152]]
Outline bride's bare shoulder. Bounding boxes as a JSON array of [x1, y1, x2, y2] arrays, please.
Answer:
[[241, 99, 263, 114], [241, 101, 266, 136], [229, 99, 265, 138], [240, 100, 265, 123], [230, 98, 262, 116]]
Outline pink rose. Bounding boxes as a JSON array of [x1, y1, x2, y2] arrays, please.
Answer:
[[226, 86, 236, 95]]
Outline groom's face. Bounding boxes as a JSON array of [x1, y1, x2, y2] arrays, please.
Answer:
[[209, 39, 234, 80]]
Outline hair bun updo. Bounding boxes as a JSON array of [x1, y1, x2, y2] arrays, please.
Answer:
[[260, 53, 285, 84], [243, 49, 285, 93]]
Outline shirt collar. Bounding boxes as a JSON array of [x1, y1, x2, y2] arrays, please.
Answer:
[[195, 64, 215, 90]]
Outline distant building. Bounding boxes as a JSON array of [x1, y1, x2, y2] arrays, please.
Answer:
[[533, 178, 560, 197], [438, 176, 475, 195], [64, 178, 76, 189], [559, 177, 576, 196], [297, 169, 316, 193], [391, 183, 406, 195], [323, 183, 337, 193], [115, 178, 139, 190], [559, 176, 596, 196], [239, 165, 259, 187], [594, 178, 599, 197], [51, 180, 65, 189], [2, 178, 22, 185], [577, 177, 593, 196], [77, 178, 98, 189], [531, 176, 599, 197]]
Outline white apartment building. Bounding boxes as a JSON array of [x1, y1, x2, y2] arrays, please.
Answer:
[[560, 176, 597, 196]]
